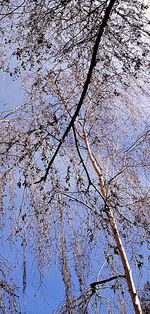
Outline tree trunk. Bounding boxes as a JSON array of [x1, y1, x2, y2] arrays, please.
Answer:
[[83, 128, 142, 314]]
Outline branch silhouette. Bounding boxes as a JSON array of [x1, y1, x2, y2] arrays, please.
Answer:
[[35, 0, 116, 183]]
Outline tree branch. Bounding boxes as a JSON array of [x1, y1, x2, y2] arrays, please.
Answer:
[[90, 274, 125, 294], [0, 0, 26, 22], [35, 0, 116, 183], [72, 125, 92, 189]]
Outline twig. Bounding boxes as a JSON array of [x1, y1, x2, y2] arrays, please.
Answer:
[[0, 0, 26, 22]]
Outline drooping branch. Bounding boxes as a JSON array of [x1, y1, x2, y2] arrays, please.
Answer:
[[0, 280, 18, 297], [35, 0, 117, 184]]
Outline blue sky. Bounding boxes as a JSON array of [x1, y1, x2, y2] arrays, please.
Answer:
[[0, 71, 66, 313], [0, 63, 149, 314]]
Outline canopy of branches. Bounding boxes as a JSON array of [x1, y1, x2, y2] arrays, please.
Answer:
[[0, 1, 149, 313]]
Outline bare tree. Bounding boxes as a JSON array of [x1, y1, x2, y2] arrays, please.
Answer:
[[0, 0, 150, 313]]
